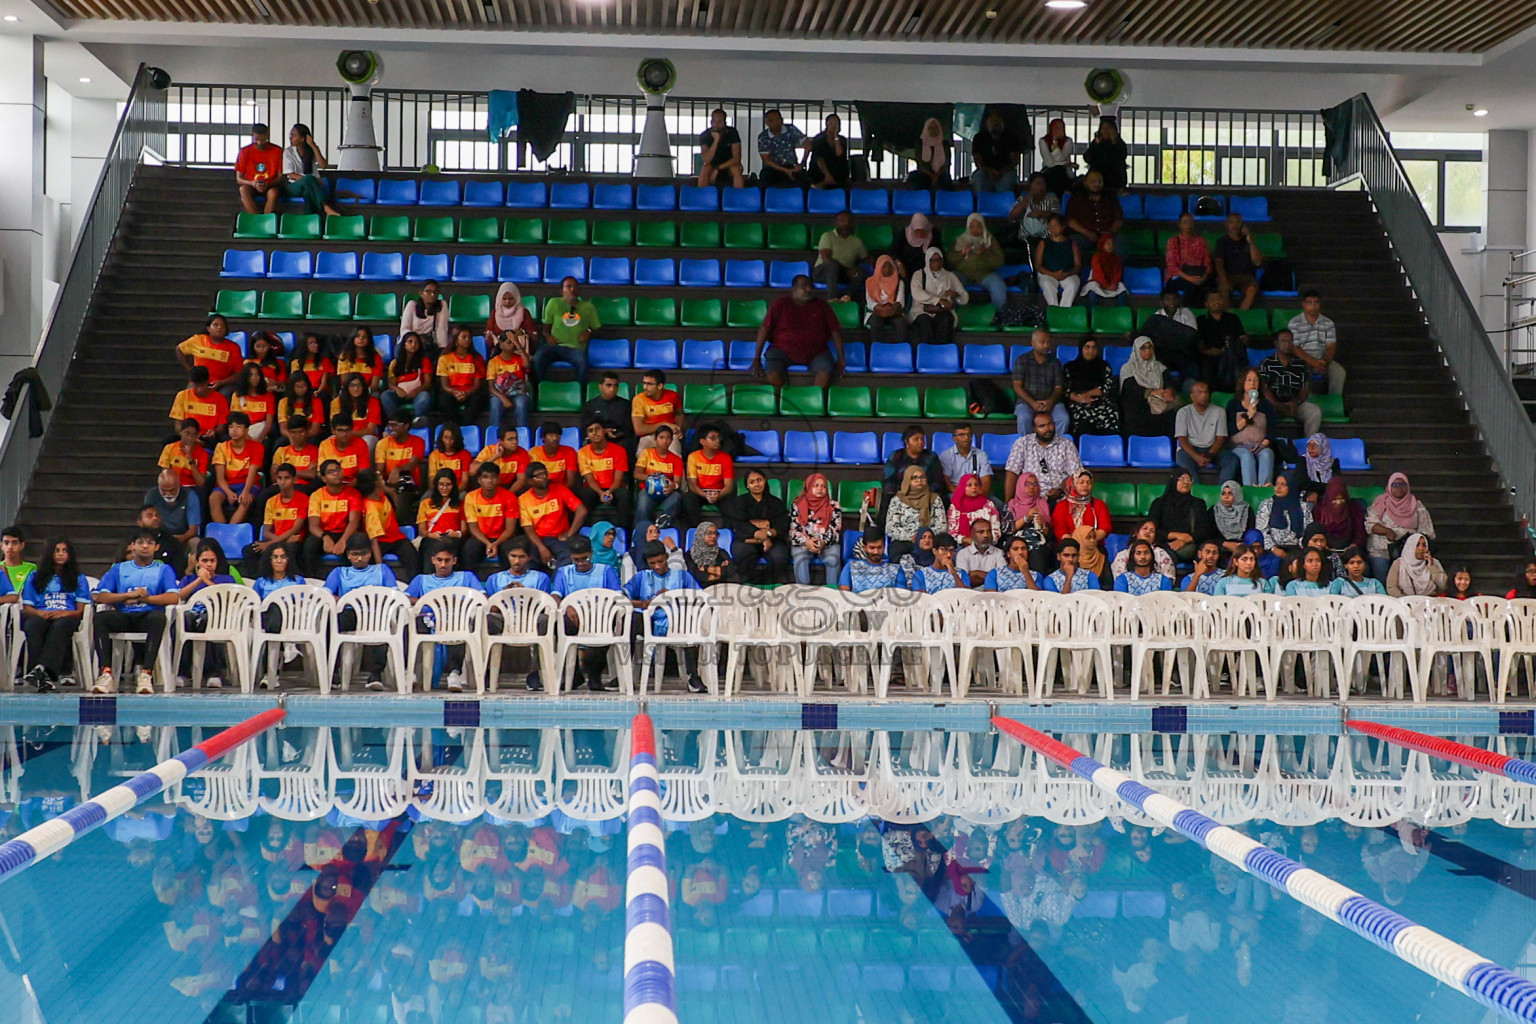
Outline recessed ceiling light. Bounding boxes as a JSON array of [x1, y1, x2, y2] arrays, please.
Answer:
[[78, 77, 91, 83], [2, 15, 19, 21], [985, 8, 997, 16], [1473, 108, 1489, 117], [1045, 0, 1087, 8]]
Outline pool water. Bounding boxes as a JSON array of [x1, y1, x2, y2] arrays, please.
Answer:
[[2, 724, 1535, 1024]]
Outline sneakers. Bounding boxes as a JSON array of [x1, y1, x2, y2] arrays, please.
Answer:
[[205, 676, 224, 690], [22, 666, 48, 690], [136, 669, 155, 695], [282, 643, 301, 664], [91, 669, 116, 694], [525, 671, 543, 693], [687, 674, 708, 694], [175, 675, 191, 691], [445, 670, 465, 693], [59, 675, 75, 688], [365, 674, 385, 691]]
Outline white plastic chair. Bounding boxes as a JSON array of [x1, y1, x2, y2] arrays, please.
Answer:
[[1497, 600, 1536, 703], [1416, 598, 1496, 701], [870, 591, 954, 699], [1129, 593, 1205, 699], [556, 590, 633, 694], [407, 728, 486, 822], [1194, 734, 1266, 825], [637, 589, 719, 695], [253, 727, 333, 821], [1269, 596, 1345, 698], [797, 730, 874, 823], [658, 729, 721, 822], [946, 730, 1029, 825], [1197, 596, 1272, 700], [555, 728, 630, 821], [798, 589, 878, 697], [331, 586, 413, 693], [870, 730, 949, 823], [1340, 595, 1421, 701], [329, 727, 409, 821], [170, 583, 258, 692], [160, 726, 257, 821], [406, 586, 488, 693], [1260, 734, 1336, 826], [95, 603, 177, 692], [723, 729, 799, 821], [1332, 735, 1410, 826], [252, 585, 333, 691], [484, 727, 557, 821], [949, 592, 1033, 698], [715, 584, 798, 695], [0, 603, 22, 691], [484, 588, 559, 692], [1035, 594, 1114, 699]]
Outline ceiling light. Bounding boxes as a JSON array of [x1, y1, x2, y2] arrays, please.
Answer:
[[985, 8, 997, 16], [1473, 108, 1489, 117], [78, 77, 91, 83], [1045, 0, 1087, 8], [2, 15, 18, 21]]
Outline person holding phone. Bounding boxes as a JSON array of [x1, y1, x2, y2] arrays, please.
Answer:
[[281, 123, 343, 216], [1214, 212, 1265, 309]]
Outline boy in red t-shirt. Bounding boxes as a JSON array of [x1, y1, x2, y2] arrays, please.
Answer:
[[575, 420, 631, 525], [235, 123, 285, 214], [634, 423, 684, 529], [210, 411, 263, 525], [516, 463, 586, 568], [680, 426, 735, 527], [531, 421, 580, 489]]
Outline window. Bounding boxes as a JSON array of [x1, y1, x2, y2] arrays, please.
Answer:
[[1403, 159, 1439, 225], [1390, 132, 1483, 231]]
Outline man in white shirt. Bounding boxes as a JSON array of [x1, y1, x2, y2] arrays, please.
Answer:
[[938, 424, 993, 494], [956, 520, 1007, 588], [1174, 381, 1239, 483]]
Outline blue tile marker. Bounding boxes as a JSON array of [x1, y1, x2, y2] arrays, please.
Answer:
[[624, 712, 678, 1024], [993, 715, 1536, 1023]]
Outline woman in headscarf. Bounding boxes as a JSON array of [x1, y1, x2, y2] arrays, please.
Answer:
[[684, 522, 736, 587], [1082, 234, 1128, 309], [486, 281, 535, 353], [588, 521, 622, 572], [1256, 471, 1311, 559], [885, 464, 946, 561], [1049, 470, 1111, 579], [946, 474, 1000, 543], [1119, 336, 1180, 436], [789, 472, 842, 586], [1063, 337, 1120, 436], [1037, 117, 1076, 196], [865, 255, 909, 345], [1147, 469, 1215, 561], [1212, 481, 1252, 558], [1313, 476, 1366, 554], [892, 213, 935, 277], [1365, 472, 1436, 582], [1300, 433, 1338, 500], [1007, 471, 1052, 537], [947, 212, 1006, 310], [906, 119, 951, 191], [399, 279, 449, 352], [909, 247, 969, 346], [1386, 534, 1446, 598]]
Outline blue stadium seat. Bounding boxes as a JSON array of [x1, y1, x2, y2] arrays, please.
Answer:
[[418, 180, 460, 206], [593, 183, 634, 210], [727, 340, 756, 371], [681, 339, 726, 371], [220, 249, 266, 277], [892, 191, 933, 216], [452, 254, 495, 283], [686, 527, 734, 550], [1230, 196, 1270, 222], [869, 343, 915, 373], [1103, 346, 1132, 373], [935, 192, 975, 217], [560, 426, 581, 449], [1330, 437, 1370, 470], [808, 190, 847, 215], [878, 432, 906, 461], [377, 179, 419, 205], [373, 334, 394, 360], [463, 180, 505, 207], [589, 256, 632, 286], [1080, 435, 1126, 467], [227, 331, 248, 354], [410, 427, 431, 449], [459, 425, 483, 452], [783, 430, 831, 463], [506, 182, 548, 207], [334, 177, 376, 203], [842, 530, 861, 562], [1119, 194, 1145, 219], [203, 522, 253, 553], [963, 344, 1007, 375], [764, 188, 805, 214], [769, 260, 812, 289], [499, 254, 540, 283], [1259, 266, 1297, 296], [1056, 345, 1079, 364], [470, 335, 488, 360], [849, 189, 890, 215], [679, 259, 721, 287], [360, 251, 404, 281], [833, 431, 879, 464], [314, 251, 359, 280], [915, 344, 960, 374], [981, 433, 1018, 467], [634, 258, 677, 286], [587, 338, 632, 369], [738, 430, 780, 463], [406, 253, 449, 280], [634, 338, 678, 368], [267, 250, 312, 278], [549, 182, 591, 209], [543, 255, 586, 284], [724, 260, 767, 287], [722, 189, 762, 213], [1124, 267, 1163, 295], [1104, 534, 1127, 562], [1142, 195, 1184, 221], [977, 192, 1014, 218], [842, 342, 868, 372], [1192, 195, 1227, 221], [678, 186, 720, 212], [636, 185, 676, 211], [1126, 435, 1173, 467], [1248, 348, 1269, 367]]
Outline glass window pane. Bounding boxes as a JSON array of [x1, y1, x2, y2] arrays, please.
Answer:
[[1220, 157, 1267, 186], [1390, 131, 1483, 152], [1285, 158, 1324, 187], [1161, 149, 1216, 186], [1444, 161, 1483, 228], [1402, 160, 1439, 223]]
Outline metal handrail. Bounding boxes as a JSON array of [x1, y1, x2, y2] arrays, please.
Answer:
[[1332, 92, 1536, 534], [0, 63, 167, 527]]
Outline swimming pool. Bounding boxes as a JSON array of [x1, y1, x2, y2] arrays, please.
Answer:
[[3, 718, 1536, 1024]]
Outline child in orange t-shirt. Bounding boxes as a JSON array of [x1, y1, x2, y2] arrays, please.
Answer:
[[210, 411, 263, 524], [634, 423, 684, 528], [680, 426, 735, 528]]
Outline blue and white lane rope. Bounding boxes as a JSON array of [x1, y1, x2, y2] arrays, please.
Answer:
[[0, 708, 286, 885], [993, 716, 1536, 1023], [624, 712, 678, 1024]]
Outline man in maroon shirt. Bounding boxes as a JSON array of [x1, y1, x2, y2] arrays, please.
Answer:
[[749, 275, 845, 388]]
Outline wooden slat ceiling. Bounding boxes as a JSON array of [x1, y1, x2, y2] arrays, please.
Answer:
[[48, 0, 1536, 54]]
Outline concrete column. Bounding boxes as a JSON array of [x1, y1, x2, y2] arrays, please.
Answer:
[[69, 97, 118, 245], [0, 35, 44, 367]]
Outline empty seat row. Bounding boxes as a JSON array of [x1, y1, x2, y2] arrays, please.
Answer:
[[213, 289, 491, 323]]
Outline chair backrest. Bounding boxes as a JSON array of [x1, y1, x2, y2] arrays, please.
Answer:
[[1504, 599, 1536, 647], [1470, 595, 1509, 633], [257, 584, 335, 636], [1137, 592, 1197, 641], [646, 590, 716, 640], [182, 583, 258, 633], [1270, 596, 1320, 643], [1417, 597, 1486, 645], [558, 589, 629, 639], [1198, 595, 1265, 643], [1343, 595, 1413, 645], [487, 588, 559, 639], [416, 586, 488, 637], [336, 586, 412, 635]]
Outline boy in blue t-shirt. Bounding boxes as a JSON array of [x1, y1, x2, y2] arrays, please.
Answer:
[[19, 538, 90, 692], [623, 540, 705, 693], [405, 540, 483, 693], [484, 538, 552, 692], [550, 536, 622, 692], [324, 533, 399, 690], [91, 528, 180, 693]]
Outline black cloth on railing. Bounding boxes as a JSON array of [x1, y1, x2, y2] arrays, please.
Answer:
[[976, 102, 1034, 154], [2, 368, 50, 438], [854, 102, 954, 164], [516, 90, 576, 163], [1321, 101, 1353, 177]]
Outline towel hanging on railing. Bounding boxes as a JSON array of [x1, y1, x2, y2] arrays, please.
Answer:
[[1321, 100, 1353, 178], [1, 367, 50, 439], [516, 90, 576, 163], [853, 101, 954, 164], [486, 90, 519, 145]]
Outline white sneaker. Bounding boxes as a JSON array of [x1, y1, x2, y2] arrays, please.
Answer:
[[91, 670, 116, 694], [365, 678, 385, 691], [175, 675, 190, 691], [135, 726, 153, 743], [59, 675, 75, 688], [282, 643, 301, 664], [445, 670, 464, 693], [206, 676, 224, 690], [136, 669, 155, 694]]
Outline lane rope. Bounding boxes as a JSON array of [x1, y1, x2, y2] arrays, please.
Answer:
[[1347, 719, 1536, 785], [623, 712, 678, 1024]]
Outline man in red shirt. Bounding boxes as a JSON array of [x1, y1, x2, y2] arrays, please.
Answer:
[[301, 459, 363, 576], [575, 420, 631, 526], [750, 274, 845, 389], [463, 464, 520, 571], [318, 415, 372, 485], [244, 462, 307, 577], [235, 123, 285, 215], [531, 421, 580, 490], [517, 462, 586, 568]]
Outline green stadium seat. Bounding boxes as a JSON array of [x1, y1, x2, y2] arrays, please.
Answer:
[[257, 290, 303, 319], [1098, 482, 1137, 519], [547, 219, 589, 246], [636, 221, 678, 247], [838, 479, 879, 510], [457, 217, 500, 243], [831, 302, 861, 330], [1046, 306, 1089, 334], [213, 289, 258, 317], [724, 222, 765, 248], [585, 380, 632, 400], [1188, 484, 1220, 512], [767, 223, 810, 250], [730, 384, 777, 416], [779, 385, 824, 416], [591, 220, 634, 246], [1120, 227, 1157, 257], [785, 479, 805, 507], [1356, 485, 1385, 509], [503, 217, 547, 245], [1271, 308, 1301, 331], [726, 299, 766, 328], [1091, 306, 1134, 334], [353, 292, 399, 320], [536, 381, 582, 413], [765, 479, 783, 499], [522, 294, 540, 317], [1254, 232, 1286, 258], [1314, 393, 1348, 423], [859, 224, 894, 251], [683, 383, 728, 416], [233, 213, 277, 239], [1242, 485, 1273, 510], [875, 386, 920, 418], [413, 216, 454, 242], [1236, 309, 1269, 335], [307, 291, 353, 320], [596, 296, 633, 325], [449, 294, 491, 322], [322, 215, 365, 241], [1210, 392, 1234, 410], [680, 222, 721, 248], [636, 298, 677, 326], [923, 387, 968, 419], [956, 304, 996, 330], [278, 214, 321, 240], [683, 299, 725, 328], [368, 215, 411, 241], [827, 386, 872, 417]]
